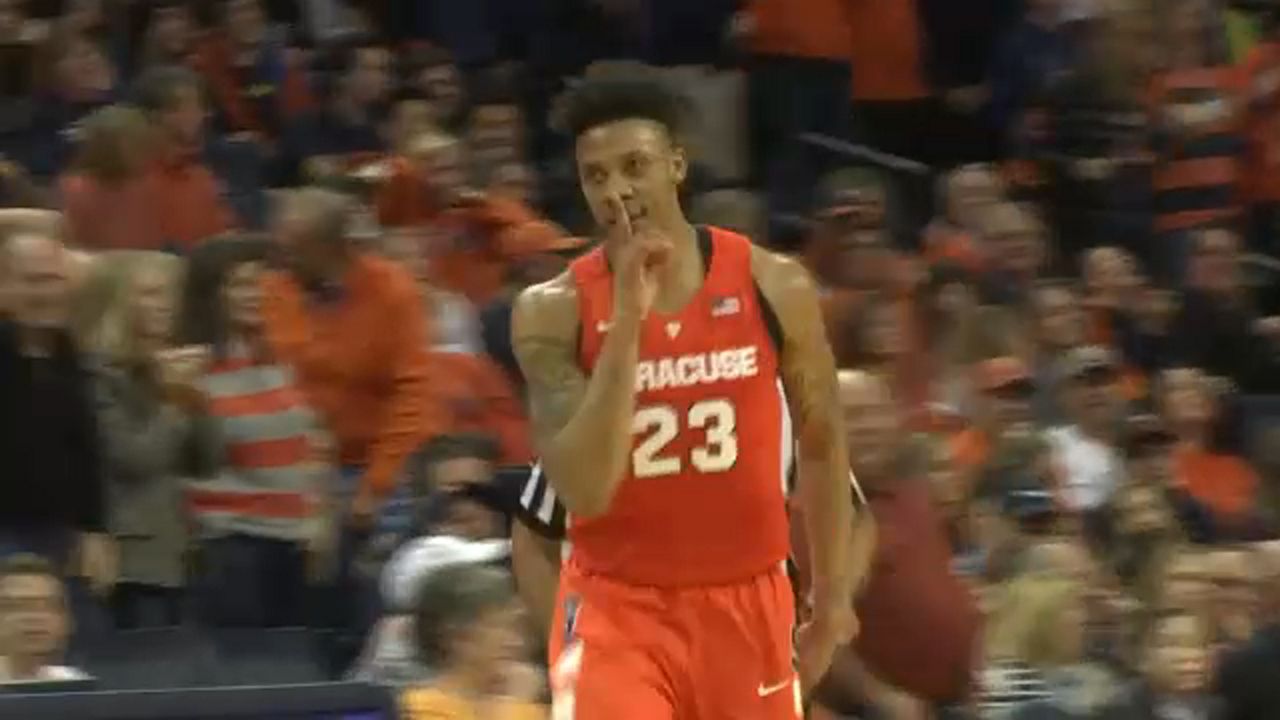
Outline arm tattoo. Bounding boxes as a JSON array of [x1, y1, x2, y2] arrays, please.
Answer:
[[784, 349, 839, 454], [515, 334, 588, 447]]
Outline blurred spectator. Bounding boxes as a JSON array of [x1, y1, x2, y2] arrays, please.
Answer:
[[1080, 246, 1140, 347], [380, 227, 482, 353], [979, 202, 1049, 305], [193, 0, 312, 142], [61, 68, 233, 252], [1046, 345, 1126, 513], [135, 1, 197, 74], [353, 534, 510, 688], [0, 230, 113, 598], [401, 562, 541, 718], [0, 553, 88, 684], [1149, 0, 1246, 282], [1027, 279, 1087, 425], [1035, 3, 1157, 262], [807, 371, 979, 715], [986, 0, 1076, 145], [262, 187, 441, 667], [923, 164, 1006, 271], [17, 30, 115, 179], [1241, 14, 1280, 256], [743, 0, 853, 221], [264, 187, 440, 531], [467, 73, 525, 184], [1206, 545, 1259, 649], [1216, 541, 1280, 719], [1174, 229, 1278, 393], [178, 234, 335, 628], [919, 262, 1019, 425], [980, 573, 1125, 718], [378, 131, 574, 306], [951, 356, 1037, 495], [1160, 366, 1261, 529], [1106, 607, 1221, 719], [401, 43, 465, 134], [277, 36, 392, 186], [73, 251, 216, 628]]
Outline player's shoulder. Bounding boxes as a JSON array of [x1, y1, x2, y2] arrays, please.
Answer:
[[511, 269, 581, 343], [747, 242, 821, 312]]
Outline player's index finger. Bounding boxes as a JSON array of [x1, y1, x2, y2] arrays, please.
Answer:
[[608, 194, 633, 240]]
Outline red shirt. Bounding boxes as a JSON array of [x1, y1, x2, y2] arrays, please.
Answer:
[[569, 227, 791, 586]]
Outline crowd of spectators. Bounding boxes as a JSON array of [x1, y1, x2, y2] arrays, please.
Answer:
[[2, 0, 1280, 718]]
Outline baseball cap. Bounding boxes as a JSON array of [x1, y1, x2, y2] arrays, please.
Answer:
[[381, 535, 511, 612], [976, 356, 1033, 393], [1060, 345, 1117, 381]]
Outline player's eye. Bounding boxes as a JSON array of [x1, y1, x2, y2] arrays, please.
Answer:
[[625, 156, 648, 177], [585, 168, 607, 185]]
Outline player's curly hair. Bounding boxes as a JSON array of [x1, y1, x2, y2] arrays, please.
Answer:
[[554, 62, 691, 142]]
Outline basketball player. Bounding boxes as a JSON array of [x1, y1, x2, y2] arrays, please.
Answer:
[[511, 68, 869, 719]]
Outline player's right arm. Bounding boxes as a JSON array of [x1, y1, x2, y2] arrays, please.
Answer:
[[510, 272, 643, 519]]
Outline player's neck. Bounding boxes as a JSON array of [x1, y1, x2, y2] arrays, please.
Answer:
[[653, 220, 704, 312]]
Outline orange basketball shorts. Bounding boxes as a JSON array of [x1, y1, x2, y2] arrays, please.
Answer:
[[547, 560, 800, 720]]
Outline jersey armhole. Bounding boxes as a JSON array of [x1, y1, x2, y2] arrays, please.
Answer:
[[754, 282, 784, 357]]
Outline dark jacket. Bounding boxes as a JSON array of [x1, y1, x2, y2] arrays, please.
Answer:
[[0, 322, 104, 532]]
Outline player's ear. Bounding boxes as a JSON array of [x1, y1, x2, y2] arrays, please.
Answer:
[[670, 144, 688, 185]]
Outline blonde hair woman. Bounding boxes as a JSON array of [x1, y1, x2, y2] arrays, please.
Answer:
[[76, 250, 217, 628], [980, 572, 1124, 718]]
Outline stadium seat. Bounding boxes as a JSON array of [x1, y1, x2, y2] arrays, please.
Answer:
[[209, 627, 328, 686], [78, 627, 220, 691]]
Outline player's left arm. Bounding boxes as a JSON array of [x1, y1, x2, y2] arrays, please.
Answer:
[[752, 247, 869, 623]]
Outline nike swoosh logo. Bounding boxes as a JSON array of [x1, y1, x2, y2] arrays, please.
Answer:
[[757, 678, 793, 697]]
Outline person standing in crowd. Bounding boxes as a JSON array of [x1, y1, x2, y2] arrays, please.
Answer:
[[1026, 280, 1088, 426], [179, 234, 334, 629], [261, 187, 441, 665], [803, 370, 978, 718], [0, 554, 89, 684], [74, 250, 216, 629], [0, 230, 114, 601], [192, 0, 312, 143], [277, 35, 392, 186], [58, 104, 157, 250]]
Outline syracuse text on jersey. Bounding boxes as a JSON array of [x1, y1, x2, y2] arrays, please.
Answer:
[[634, 345, 760, 393]]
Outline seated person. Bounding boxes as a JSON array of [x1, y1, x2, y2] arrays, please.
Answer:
[[0, 553, 89, 684], [350, 534, 510, 689], [401, 561, 543, 719]]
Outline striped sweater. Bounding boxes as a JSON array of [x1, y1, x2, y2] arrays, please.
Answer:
[[187, 356, 323, 541]]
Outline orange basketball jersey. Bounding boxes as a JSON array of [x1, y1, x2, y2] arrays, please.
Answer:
[[568, 226, 792, 587]]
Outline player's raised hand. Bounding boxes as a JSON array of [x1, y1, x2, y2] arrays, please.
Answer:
[[608, 194, 671, 322]]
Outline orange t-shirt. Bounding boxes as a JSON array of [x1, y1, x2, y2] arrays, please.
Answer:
[[1173, 445, 1259, 519], [61, 158, 232, 251], [748, 0, 854, 60], [260, 256, 442, 496], [846, 0, 928, 101]]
